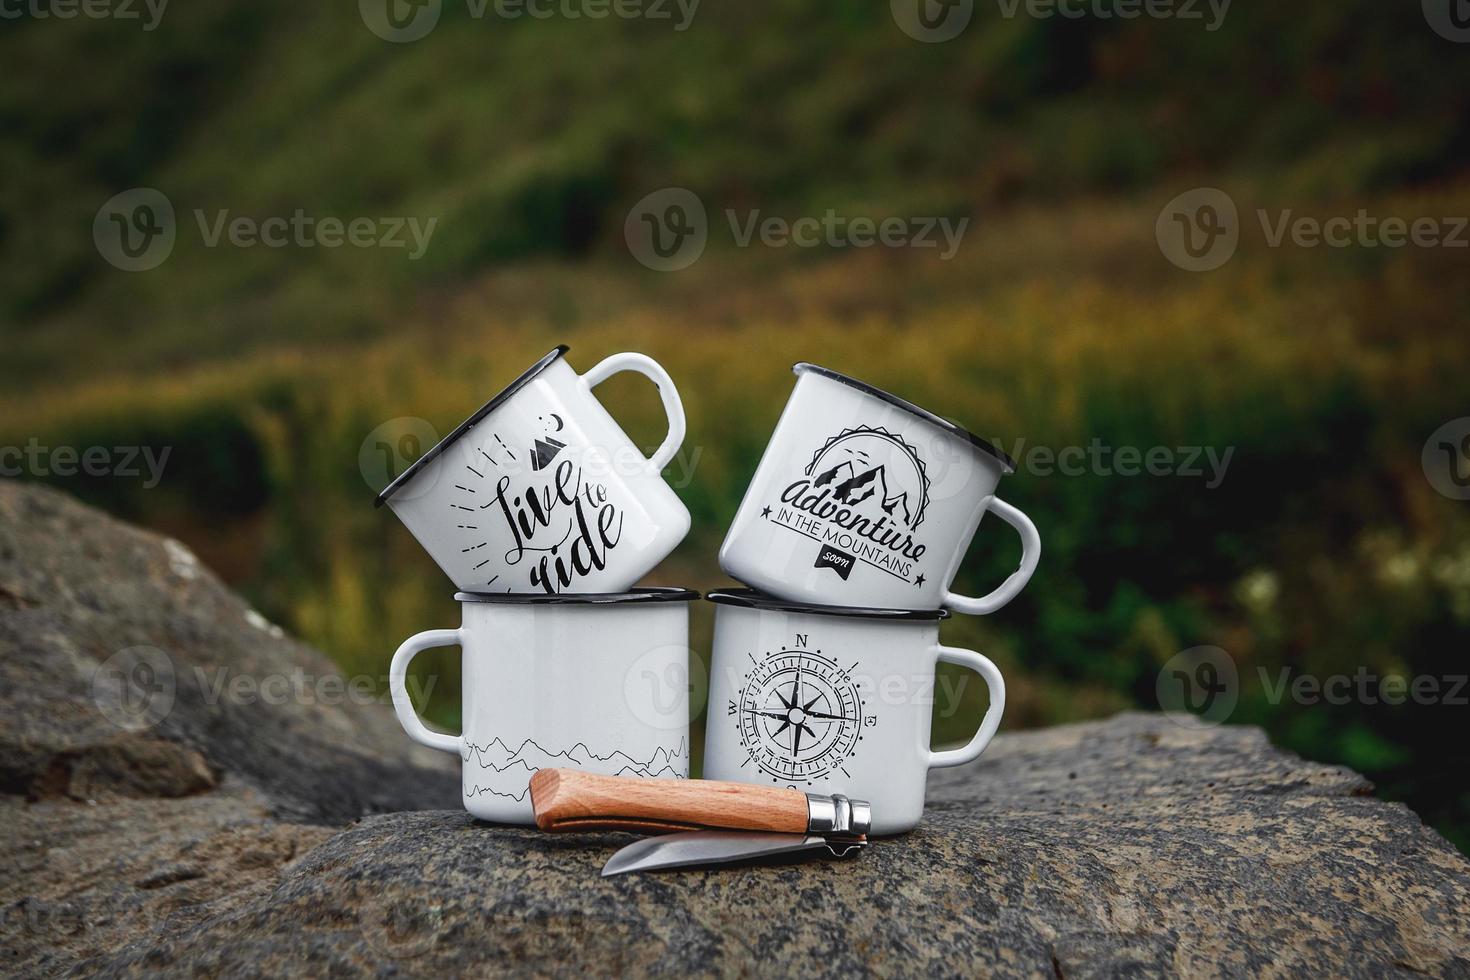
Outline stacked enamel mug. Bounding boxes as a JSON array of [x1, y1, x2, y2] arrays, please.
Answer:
[[376, 346, 699, 825], [703, 363, 1039, 834]]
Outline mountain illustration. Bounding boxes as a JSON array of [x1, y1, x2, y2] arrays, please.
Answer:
[[530, 436, 567, 471], [461, 736, 689, 800], [814, 460, 857, 488], [816, 461, 913, 527]]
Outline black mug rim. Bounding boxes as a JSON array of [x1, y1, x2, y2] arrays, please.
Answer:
[[454, 587, 700, 605], [793, 362, 1017, 473], [706, 587, 948, 621], [374, 345, 570, 508]]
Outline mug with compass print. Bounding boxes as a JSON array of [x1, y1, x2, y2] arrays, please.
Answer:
[[374, 345, 691, 594], [702, 589, 1005, 835], [719, 362, 1040, 614]]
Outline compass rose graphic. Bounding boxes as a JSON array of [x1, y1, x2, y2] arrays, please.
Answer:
[[729, 642, 868, 784]]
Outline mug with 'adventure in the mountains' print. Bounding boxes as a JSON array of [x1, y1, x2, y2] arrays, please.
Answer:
[[719, 363, 1040, 614]]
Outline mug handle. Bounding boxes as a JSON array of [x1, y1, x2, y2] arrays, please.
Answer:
[[578, 352, 687, 475], [389, 629, 463, 755], [927, 644, 1005, 769], [941, 497, 1041, 616]]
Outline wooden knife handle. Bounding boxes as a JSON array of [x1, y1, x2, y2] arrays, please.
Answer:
[[530, 769, 810, 835]]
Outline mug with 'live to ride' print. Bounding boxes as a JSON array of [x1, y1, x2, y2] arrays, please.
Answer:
[[375, 346, 691, 594]]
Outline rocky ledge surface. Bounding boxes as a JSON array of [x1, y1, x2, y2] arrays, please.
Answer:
[[1, 481, 1467, 978]]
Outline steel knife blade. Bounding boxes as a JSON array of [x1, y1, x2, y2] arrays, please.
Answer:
[[601, 829, 866, 877]]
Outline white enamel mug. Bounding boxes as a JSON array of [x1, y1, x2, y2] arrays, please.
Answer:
[[701, 589, 1004, 835], [376, 346, 691, 594], [720, 363, 1040, 614], [389, 588, 697, 824]]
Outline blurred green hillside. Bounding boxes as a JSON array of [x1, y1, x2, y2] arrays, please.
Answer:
[[1, 2, 1467, 849], [3, 0, 1468, 382]]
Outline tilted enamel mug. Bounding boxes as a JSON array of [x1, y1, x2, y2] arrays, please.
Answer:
[[701, 589, 1004, 835], [719, 363, 1039, 614], [389, 589, 698, 824], [375, 345, 691, 594]]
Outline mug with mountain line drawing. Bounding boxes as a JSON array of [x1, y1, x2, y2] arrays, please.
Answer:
[[388, 588, 697, 824], [719, 363, 1040, 614]]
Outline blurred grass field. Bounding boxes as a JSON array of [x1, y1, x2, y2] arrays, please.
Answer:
[[5, 189, 1468, 846], [1, 1, 1467, 848]]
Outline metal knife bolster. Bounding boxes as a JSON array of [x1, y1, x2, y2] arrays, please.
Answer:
[[805, 793, 870, 842]]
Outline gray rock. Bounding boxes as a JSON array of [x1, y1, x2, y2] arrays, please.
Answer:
[[1, 781, 334, 976], [2, 482, 1467, 977], [76, 716, 1468, 979], [0, 479, 457, 821]]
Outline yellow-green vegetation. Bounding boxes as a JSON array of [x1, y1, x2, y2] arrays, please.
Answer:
[[4, 190, 1468, 846]]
